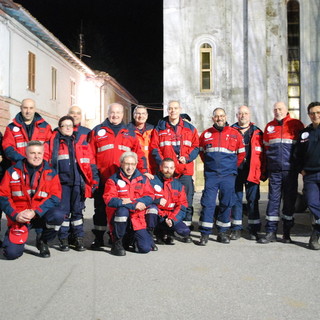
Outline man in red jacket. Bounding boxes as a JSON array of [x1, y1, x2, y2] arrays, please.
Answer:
[[3, 98, 52, 163], [0, 141, 63, 259], [231, 106, 264, 240], [259, 102, 304, 244], [88, 103, 148, 249], [103, 151, 154, 256], [150, 100, 199, 240]]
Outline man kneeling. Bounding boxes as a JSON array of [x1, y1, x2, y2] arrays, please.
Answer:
[[146, 158, 191, 245], [103, 152, 154, 256], [0, 141, 63, 259]]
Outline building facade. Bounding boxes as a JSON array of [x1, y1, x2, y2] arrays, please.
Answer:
[[0, 0, 137, 133], [163, 0, 320, 132]]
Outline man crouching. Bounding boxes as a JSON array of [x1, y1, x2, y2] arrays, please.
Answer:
[[0, 141, 63, 259], [103, 151, 154, 256]]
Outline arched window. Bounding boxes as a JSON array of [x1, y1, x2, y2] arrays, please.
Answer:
[[200, 43, 212, 92], [287, 0, 300, 119]]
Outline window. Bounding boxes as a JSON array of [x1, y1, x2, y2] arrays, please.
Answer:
[[51, 67, 57, 100], [200, 43, 212, 92], [28, 51, 36, 92], [70, 80, 76, 106], [287, 0, 300, 119]]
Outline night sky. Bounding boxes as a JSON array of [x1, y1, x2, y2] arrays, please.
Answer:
[[15, 0, 163, 122]]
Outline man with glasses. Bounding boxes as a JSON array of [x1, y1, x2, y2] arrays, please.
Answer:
[[259, 102, 304, 244], [128, 105, 156, 173], [294, 102, 320, 249], [198, 108, 245, 245]]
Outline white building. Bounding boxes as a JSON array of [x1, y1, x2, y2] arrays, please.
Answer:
[[164, 0, 320, 132], [0, 0, 137, 132]]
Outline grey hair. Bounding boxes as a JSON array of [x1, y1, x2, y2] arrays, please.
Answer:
[[133, 105, 148, 116], [120, 151, 138, 164]]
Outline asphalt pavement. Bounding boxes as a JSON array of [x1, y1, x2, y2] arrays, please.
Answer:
[[0, 193, 319, 320]]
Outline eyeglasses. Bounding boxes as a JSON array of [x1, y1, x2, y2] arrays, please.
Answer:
[[308, 111, 320, 116], [60, 124, 74, 128]]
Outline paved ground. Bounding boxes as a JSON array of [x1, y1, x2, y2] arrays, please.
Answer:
[[0, 193, 319, 320]]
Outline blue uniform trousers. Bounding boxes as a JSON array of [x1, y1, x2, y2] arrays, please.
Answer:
[[113, 207, 153, 253], [265, 170, 298, 233], [303, 172, 320, 232], [178, 175, 195, 227], [58, 184, 85, 239], [232, 170, 261, 232], [199, 173, 236, 234], [2, 207, 64, 260], [146, 204, 190, 237]]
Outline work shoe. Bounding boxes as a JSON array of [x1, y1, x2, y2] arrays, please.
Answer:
[[151, 243, 158, 251], [111, 238, 126, 256], [164, 236, 175, 245], [309, 230, 320, 250], [155, 236, 165, 245], [230, 230, 241, 240], [249, 232, 259, 241], [90, 237, 104, 250], [257, 232, 277, 244], [182, 236, 192, 243], [282, 231, 293, 244], [59, 238, 70, 252], [73, 237, 86, 251], [198, 234, 209, 246], [37, 240, 50, 258], [217, 232, 230, 244]]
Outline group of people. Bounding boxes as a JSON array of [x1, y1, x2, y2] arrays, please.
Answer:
[[0, 98, 320, 260]]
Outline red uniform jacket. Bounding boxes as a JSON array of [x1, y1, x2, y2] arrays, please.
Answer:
[[0, 160, 61, 225], [45, 131, 99, 198], [103, 169, 154, 232], [150, 174, 188, 224], [231, 123, 264, 184], [263, 114, 304, 172], [88, 119, 147, 183], [3, 112, 52, 163], [150, 117, 199, 176], [199, 125, 246, 176]]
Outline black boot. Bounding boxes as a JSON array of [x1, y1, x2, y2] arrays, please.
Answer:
[[111, 238, 126, 256], [37, 239, 50, 258], [59, 238, 70, 252], [217, 232, 230, 244], [74, 237, 86, 251], [91, 230, 105, 250], [198, 234, 209, 246], [309, 229, 320, 250], [283, 220, 294, 243], [258, 232, 277, 244], [230, 230, 241, 240]]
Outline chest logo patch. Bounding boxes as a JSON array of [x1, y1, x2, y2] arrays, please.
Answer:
[[12, 171, 20, 180], [13, 126, 20, 132], [301, 132, 309, 140], [98, 129, 106, 137], [117, 179, 126, 188], [204, 132, 212, 139], [267, 125, 275, 133], [154, 184, 162, 192]]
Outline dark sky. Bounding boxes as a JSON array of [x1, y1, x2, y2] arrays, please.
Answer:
[[16, 0, 163, 116]]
